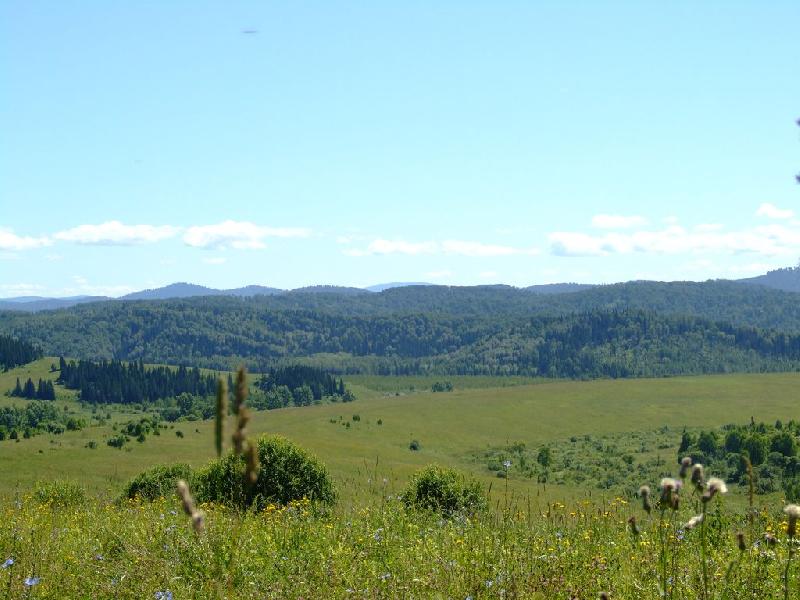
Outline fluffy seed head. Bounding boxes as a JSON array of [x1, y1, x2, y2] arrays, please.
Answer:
[[684, 514, 703, 530], [785, 504, 800, 537]]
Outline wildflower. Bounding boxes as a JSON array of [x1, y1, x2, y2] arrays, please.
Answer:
[[638, 485, 651, 514], [702, 477, 728, 503], [155, 591, 173, 600], [684, 514, 703, 530], [659, 478, 680, 510], [677, 456, 692, 478], [764, 532, 778, 547], [24, 577, 40, 587], [502, 460, 512, 469], [690, 464, 705, 491], [784, 504, 800, 537], [380, 572, 391, 581], [1, 558, 12, 569]]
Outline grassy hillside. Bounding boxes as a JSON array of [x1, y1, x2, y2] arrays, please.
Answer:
[[2, 364, 799, 502]]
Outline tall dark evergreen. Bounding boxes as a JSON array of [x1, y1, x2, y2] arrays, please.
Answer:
[[57, 358, 217, 404], [0, 334, 41, 370]]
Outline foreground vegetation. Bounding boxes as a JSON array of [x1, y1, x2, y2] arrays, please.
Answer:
[[2, 474, 799, 598]]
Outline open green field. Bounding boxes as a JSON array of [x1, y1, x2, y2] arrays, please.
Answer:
[[2, 360, 799, 504]]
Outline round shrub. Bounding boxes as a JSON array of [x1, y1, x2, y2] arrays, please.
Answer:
[[402, 465, 487, 517], [194, 435, 336, 510], [122, 463, 193, 501]]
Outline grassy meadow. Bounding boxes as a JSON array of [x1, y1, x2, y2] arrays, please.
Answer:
[[1, 361, 799, 502], [2, 361, 800, 597]]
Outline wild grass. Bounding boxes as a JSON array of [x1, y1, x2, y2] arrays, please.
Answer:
[[1, 483, 798, 598]]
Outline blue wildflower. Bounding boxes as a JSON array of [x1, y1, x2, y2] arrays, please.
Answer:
[[1, 558, 12, 569], [155, 591, 173, 600], [24, 577, 40, 587]]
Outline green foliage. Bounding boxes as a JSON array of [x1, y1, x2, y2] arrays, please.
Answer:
[[194, 435, 336, 509], [0, 334, 41, 370], [32, 479, 86, 507], [431, 381, 453, 392], [6, 288, 800, 378], [402, 465, 486, 516], [122, 463, 193, 501], [409, 439, 420, 451]]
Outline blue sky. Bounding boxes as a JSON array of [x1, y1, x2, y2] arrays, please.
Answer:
[[1, 1, 798, 297]]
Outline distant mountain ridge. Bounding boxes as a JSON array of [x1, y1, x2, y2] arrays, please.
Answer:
[[737, 266, 800, 293], [2, 265, 800, 312]]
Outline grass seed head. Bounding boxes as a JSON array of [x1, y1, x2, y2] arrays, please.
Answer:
[[215, 378, 228, 458], [245, 440, 261, 486]]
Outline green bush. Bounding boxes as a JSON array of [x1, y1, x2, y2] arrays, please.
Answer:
[[122, 463, 193, 501], [194, 435, 336, 510], [402, 465, 486, 517], [33, 480, 86, 507]]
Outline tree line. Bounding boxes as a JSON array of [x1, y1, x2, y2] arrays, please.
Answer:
[[0, 334, 41, 370], [11, 377, 56, 400], [57, 357, 218, 404]]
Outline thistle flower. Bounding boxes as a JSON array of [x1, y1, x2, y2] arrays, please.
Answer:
[[691, 463, 705, 490], [684, 514, 704, 530], [702, 477, 728, 503], [784, 504, 800, 538], [660, 478, 680, 510], [638, 485, 652, 514], [679, 456, 692, 478]]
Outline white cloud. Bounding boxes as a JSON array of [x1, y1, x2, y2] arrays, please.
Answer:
[[343, 239, 438, 257], [591, 214, 648, 229], [550, 221, 800, 258], [756, 203, 795, 220], [54, 221, 179, 245], [0, 283, 47, 297], [203, 257, 227, 265], [0, 228, 52, 251], [183, 220, 311, 250], [344, 239, 539, 257]]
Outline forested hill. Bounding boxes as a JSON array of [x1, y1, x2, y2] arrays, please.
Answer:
[[3, 296, 800, 377]]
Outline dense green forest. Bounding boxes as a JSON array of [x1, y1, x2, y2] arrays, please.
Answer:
[[57, 357, 218, 404], [0, 334, 41, 370], [3, 282, 800, 377]]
